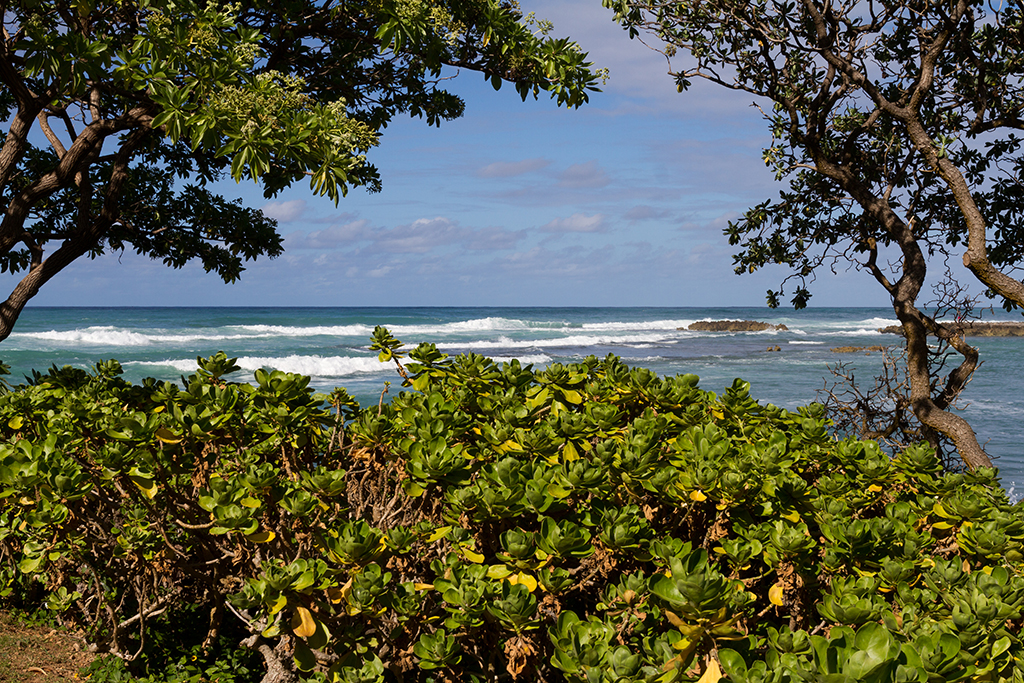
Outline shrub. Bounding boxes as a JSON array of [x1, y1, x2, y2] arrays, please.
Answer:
[[0, 330, 1022, 683]]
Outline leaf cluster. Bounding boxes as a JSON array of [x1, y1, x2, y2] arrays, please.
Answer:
[[603, 0, 1024, 310], [0, 336, 1022, 682], [0, 0, 603, 339]]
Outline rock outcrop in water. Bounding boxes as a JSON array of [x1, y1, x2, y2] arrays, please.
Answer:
[[684, 320, 789, 332], [877, 322, 1024, 337]]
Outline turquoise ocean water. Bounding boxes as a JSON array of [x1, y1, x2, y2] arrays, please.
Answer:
[[3, 306, 1022, 494]]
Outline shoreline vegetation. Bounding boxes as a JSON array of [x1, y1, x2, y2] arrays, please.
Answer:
[[1, 335, 1022, 682]]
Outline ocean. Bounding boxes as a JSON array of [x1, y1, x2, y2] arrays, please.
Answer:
[[3, 306, 1022, 495]]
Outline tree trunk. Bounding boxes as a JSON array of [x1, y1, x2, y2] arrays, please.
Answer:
[[241, 635, 300, 683]]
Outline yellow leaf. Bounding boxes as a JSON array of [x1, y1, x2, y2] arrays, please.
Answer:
[[462, 548, 485, 563], [246, 530, 275, 543], [151, 405, 165, 413], [7, 416, 23, 430], [769, 583, 784, 606], [676, 622, 705, 639], [781, 511, 800, 523], [268, 594, 288, 616], [672, 637, 692, 651], [697, 657, 722, 683], [291, 605, 317, 638], [155, 427, 182, 444], [867, 484, 883, 493], [690, 490, 707, 502], [487, 564, 513, 580], [561, 389, 583, 404], [426, 525, 451, 543], [413, 583, 434, 591], [509, 572, 538, 592], [562, 440, 579, 462], [129, 475, 158, 500], [326, 586, 345, 604], [664, 610, 686, 628], [241, 496, 261, 509]]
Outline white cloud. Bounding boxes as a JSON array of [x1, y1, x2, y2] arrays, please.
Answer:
[[521, 0, 773, 121], [624, 205, 669, 221], [541, 213, 607, 233], [260, 199, 308, 222], [285, 220, 372, 249], [478, 158, 551, 178], [558, 161, 610, 189], [375, 217, 460, 254], [285, 217, 527, 255], [679, 211, 741, 234]]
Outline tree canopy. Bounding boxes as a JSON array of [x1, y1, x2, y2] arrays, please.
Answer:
[[0, 0, 601, 339], [604, 0, 1024, 470]]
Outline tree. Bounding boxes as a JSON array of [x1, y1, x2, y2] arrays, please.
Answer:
[[0, 0, 601, 340], [603, 0, 1024, 470]]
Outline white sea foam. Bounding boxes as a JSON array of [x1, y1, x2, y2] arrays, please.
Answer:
[[788, 341, 825, 345], [388, 317, 534, 336], [805, 317, 896, 333], [489, 354, 552, 365], [439, 332, 671, 350], [231, 317, 536, 338], [131, 352, 555, 376], [129, 355, 391, 377], [580, 320, 695, 331], [126, 359, 204, 373], [817, 329, 892, 337], [236, 355, 390, 376], [11, 315, 904, 349], [857, 317, 898, 328], [17, 326, 295, 346], [229, 324, 374, 337], [18, 326, 159, 346]]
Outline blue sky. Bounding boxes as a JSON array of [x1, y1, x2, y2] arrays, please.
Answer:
[[24, 0, 891, 308]]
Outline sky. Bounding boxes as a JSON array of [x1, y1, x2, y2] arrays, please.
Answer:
[[22, 0, 893, 308]]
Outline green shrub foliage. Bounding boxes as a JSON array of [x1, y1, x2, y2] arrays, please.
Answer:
[[0, 330, 1023, 682]]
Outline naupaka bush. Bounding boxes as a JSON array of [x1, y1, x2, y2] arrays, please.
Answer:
[[0, 328, 1021, 682]]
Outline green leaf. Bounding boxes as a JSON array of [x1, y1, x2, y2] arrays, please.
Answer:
[[293, 638, 317, 672], [18, 555, 43, 573]]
